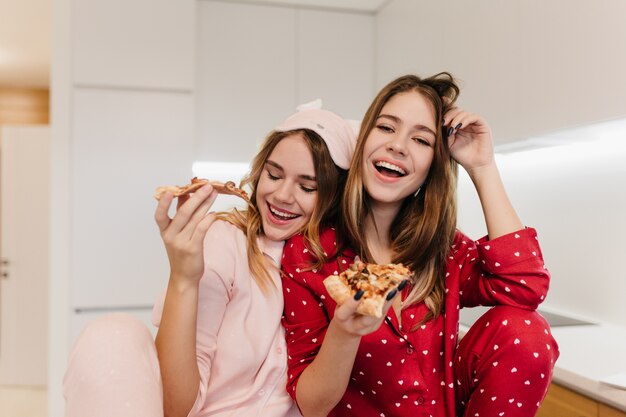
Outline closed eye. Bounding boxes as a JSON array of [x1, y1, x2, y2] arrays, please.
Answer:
[[376, 124, 395, 133], [412, 137, 431, 146], [300, 184, 317, 193], [266, 170, 280, 181]]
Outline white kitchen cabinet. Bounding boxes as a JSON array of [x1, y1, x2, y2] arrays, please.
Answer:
[[71, 88, 194, 309], [297, 8, 374, 120], [72, 0, 195, 90], [195, 1, 375, 162], [196, 1, 297, 162]]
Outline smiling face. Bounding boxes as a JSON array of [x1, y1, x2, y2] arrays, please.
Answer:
[[256, 132, 318, 242], [362, 90, 437, 209]]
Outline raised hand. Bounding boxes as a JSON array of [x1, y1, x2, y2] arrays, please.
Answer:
[[154, 184, 218, 289], [444, 107, 494, 175]]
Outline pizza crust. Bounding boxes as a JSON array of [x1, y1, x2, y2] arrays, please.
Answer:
[[323, 274, 353, 306]]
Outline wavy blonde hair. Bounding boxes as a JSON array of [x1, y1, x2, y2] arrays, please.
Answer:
[[339, 73, 460, 323], [217, 129, 346, 294]]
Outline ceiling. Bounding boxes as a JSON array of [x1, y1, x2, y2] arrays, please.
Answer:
[[230, 0, 389, 12], [0, 0, 388, 90]]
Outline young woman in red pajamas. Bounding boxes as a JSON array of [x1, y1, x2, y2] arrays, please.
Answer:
[[281, 73, 559, 417]]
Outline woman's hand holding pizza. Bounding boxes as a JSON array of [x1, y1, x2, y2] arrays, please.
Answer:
[[323, 260, 410, 336], [331, 291, 397, 337], [154, 184, 218, 290]]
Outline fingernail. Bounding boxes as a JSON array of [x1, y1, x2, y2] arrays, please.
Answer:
[[447, 127, 454, 137], [386, 289, 398, 301], [354, 290, 364, 300], [397, 280, 409, 291], [455, 123, 463, 130]]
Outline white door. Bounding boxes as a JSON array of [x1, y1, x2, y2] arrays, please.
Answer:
[[0, 125, 49, 386]]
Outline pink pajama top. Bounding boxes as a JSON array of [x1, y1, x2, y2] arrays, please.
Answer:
[[153, 220, 301, 417]]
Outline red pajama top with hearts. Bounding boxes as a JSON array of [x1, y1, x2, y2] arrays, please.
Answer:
[[281, 226, 550, 417]]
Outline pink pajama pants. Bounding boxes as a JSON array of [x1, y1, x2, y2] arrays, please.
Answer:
[[63, 313, 164, 417], [454, 306, 560, 417]]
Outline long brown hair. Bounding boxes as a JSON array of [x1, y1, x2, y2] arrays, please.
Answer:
[[340, 72, 460, 322], [218, 129, 346, 293]]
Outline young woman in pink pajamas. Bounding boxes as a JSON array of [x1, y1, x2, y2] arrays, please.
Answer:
[[63, 103, 357, 417], [281, 73, 559, 417]]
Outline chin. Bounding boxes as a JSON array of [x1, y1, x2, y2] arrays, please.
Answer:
[[367, 186, 410, 204], [263, 228, 294, 242]]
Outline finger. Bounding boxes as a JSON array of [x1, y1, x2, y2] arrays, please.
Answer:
[[334, 291, 363, 321], [380, 288, 400, 316], [169, 184, 216, 232], [154, 191, 175, 233], [445, 109, 469, 130], [448, 112, 482, 139], [443, 106, 462, 127], [176, 193, 190, 210], [177, 190, 218, 240], [190, 212, 217, 247], [397, 279, 409, 292], [453, 110, 487, 133], [450, 113, 476, 135], [443, 108, 465, 139]]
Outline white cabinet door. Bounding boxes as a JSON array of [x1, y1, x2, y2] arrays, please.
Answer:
[[0, 126, 49, 386], [71, 89, 194, 311], [195, 1, 297, 162], [73, 0, 195, 90], [297, 9, 375, 120]]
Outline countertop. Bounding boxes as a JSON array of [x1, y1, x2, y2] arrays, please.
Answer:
[[548, 323, 626, 411]]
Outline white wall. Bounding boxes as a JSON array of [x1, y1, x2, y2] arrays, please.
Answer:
[[195, 1, 374, 162], [376, 0, 626, 144], [456, 125, 626, 328]]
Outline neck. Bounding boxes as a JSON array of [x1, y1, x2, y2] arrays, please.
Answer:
[[364, 200, 402, 264]]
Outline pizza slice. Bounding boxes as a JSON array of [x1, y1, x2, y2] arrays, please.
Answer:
[[154, 177, 249, 202], [323, 259, 412, 318]]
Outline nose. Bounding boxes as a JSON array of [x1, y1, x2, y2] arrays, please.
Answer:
[[274, 180, 295, 204], [386, 133, 408, 156]]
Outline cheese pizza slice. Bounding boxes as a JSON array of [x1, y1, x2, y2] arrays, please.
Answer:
[[154, 177, 249, 202], [323, 259, 411, 318]]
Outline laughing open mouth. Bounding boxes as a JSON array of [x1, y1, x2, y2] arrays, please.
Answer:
[[268, 203, 300, 221], [374, 160, 407, 177]]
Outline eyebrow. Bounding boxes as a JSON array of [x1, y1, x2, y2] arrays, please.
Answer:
[[265, 160, 317, 182], [377, 114, 437, 137]]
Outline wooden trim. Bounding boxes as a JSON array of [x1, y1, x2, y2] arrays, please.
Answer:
[[0, 88, 49, 125], [599, 403, 626, 417], [537, 383, 599, 417]]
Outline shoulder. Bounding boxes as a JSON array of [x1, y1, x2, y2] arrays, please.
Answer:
[[206, 218, 243, 238], [284, 225, 339, 257], [451, 229, 474, 252], [203, 219, 246, 254]]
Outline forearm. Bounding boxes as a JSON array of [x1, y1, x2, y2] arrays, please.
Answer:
[[295, 320, 361, 417], [467, 161, 523, 240], [155, 277, 201, 417]]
